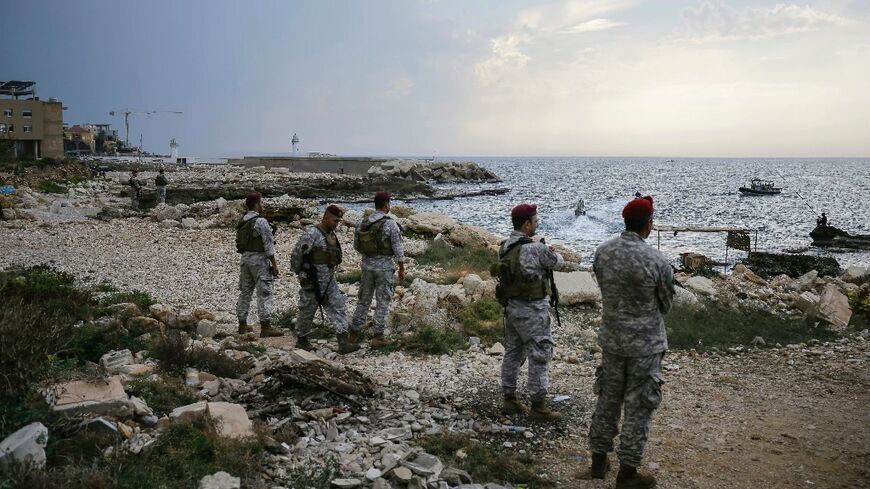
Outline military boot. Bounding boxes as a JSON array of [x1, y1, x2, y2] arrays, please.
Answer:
[[615, 465, 657, 489], [337, 333, 360, 354], [501, 394, 529, 415], [530, 398, 562, 421], [259, 321, 284, 337], [590, 452, 610, 479], [295, 335, 313, 351], [370, 334, 392, 348], [237, 322, 252, 335], [348, 330, 361, 347]]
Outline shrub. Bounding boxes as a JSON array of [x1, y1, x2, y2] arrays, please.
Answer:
[[400, 325, 467, 355], [415, 239, 497, 276], [126, 379, 198, 416], [665, 302, 838, 351], [459, 298, 504, 345], [420, 432, 549, 487], [37, 180, 66, 194], [150, 335, 242, 379], [99, 290, 155, 311]]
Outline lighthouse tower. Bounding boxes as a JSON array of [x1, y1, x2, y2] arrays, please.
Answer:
[[169, 138, 179, 160], [291, 133, 300, 155]]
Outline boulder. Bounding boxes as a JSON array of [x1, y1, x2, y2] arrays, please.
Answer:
[[681, 253, 709, 272], [685, 276, 716, 296], [47, 376, 134, 418], [487, 342, 505, 355], [841, 266, 869, 285], [795, 270, 819, 291], [197, 319, 218, 338], [441, 467, 473, 486], [390, 205, 416, 218], [553, 271, 601, 305], [150, 203, 183, 222], [160, 219, 181, 228], [743, 270, 768, 286], [169, 401, 253, 438], [107, 302, 142, 320], [170, 401, 209, 422], [149, 303, 178, 327], [402, 212, 456, 236], [461, 274, 485, 298], [0, 422, 48, 469], [794, 291, 820, 313], [744, 252, 840, 279], [99, 349, 134, 373], [199, 471, 241, 489], [447, 224, 500, 249], [181, 217, 199, 229], [192, 307, 217, 322], [402, 452, 443, 477], [673, 286, 701, 309], [127, 316, 164, 334], [815, 285, 852, 330]]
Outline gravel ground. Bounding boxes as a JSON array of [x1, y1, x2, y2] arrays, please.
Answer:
[[2, 217, 869, 488]]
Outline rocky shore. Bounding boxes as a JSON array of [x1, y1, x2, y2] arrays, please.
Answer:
[[1, 164, 869, 488]]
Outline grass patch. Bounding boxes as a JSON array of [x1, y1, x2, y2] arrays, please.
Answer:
[[414, 239, 497, 276], [37, 180, 66, 193], [459, 298, 504, 346], [126, 379, 198, 417], [99, 290, 155, 311], [275, 308, 337, 340], [336, 269, 362, 284], [399, 325, 467, 355], [420, 432, 550, 488], [285, 459, 339, 489], [150, 335, 243, 378], [666, 302, 839, 351]]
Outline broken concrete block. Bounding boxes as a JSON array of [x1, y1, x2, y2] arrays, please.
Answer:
[[100, 349, 134, 373], [685, 276, 716, 296], [552, 271, 601, 305], [170, 401, 209, 422], [794, 291, 820, 313], [816, 285, 852, 330], [486, 342, 505, 356], [206, 402, 253, 439], [0, 422, 48, 468], [199, 471, 241, 489], [47, 376, 134, 418], [197, 319, 218, 338], [402, 452, 444, 477]]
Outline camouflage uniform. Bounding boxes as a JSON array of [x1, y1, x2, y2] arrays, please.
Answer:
[[350, 211, 404, 334], [128, 177, 143, 210], [589, 231, 675, 468], [236, 211, 276, 324], [500, 230, 564, 401], [291, 226, 349, 336], [155, 174, 168, 204]]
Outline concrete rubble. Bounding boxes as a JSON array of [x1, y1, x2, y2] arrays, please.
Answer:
[[0, 422, 49, 469]]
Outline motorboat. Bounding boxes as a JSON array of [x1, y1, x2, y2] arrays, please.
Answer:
[[739, 179, 781, 195]]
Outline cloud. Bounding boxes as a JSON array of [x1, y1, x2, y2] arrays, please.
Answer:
[[474, 34, 532, 85], [561, 18, 626, 33], [518, 0, 635, 32], [680, 0, 853, 42]]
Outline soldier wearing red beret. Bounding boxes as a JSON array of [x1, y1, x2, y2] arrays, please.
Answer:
[[495, 203, 565, 421], [588, 195, 674, 487]]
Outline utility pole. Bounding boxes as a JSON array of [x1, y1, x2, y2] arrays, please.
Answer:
[[109, 109, 182, 148]]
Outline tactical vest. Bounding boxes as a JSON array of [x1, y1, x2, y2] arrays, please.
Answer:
[[308, 226, 343, 267], [494, 237, 551, 305], [235, 217, 266, 253], [357, 216, 394, 257]]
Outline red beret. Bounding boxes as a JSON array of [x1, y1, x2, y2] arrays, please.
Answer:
[[623, 195, 654, 222], [511, 203, 537, 220], [326, 204, 344, 217], [245, 192, 262, 207], [374, 191, 391, 201]]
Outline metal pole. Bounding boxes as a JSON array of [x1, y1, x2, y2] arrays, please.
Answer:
[[657, 230, 661, 250]]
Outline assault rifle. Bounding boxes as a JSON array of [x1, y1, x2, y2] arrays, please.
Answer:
[[540, 238, 562, 329]]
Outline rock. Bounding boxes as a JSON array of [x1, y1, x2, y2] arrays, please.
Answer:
[[150, 203, 184, 222], [181, 217, 199, 229], [795, 270, 819, 291], [685, 276, 716, 296], [447, 224, 500, 249], [149, 303, 178, 326], [402, 212, 457, 236], [192, 307, 217, 322], [673, 286, 701, 308], [170, 402, 252, 438], [553, 271, 601, 305], [733, 264, 747, 274], [80, 416, 119, 437], [160, 219, 181, 228], [290, 348, 322, 364], [371, 478, 391, 489], [197, 319, 218, 338], [99, 349, 134, 373], [402, 452, 443, 477], [743, 270, 768, 286], [130, 396, 154, 416], [461, 274, 485, 298], [392, 466, 413, 482], [487, 342, 505, 356], [199, 471, 241, 489], [816, 285, 853, 330], [365, 468, 383, 481], [682, 253, 709, 272], [331, 479, 362, 488], [107, 302, 142, 320], [468, 336, 481, 347], [390, 205, 416, 218], [381, 426, 412, 441], [127, 316, 164, 334], [794, 291, 820, 313], [0, 422, 48, 469], [120, 363, 156, 376], [744, 252, 840, 279], [842, 266, 869, 285], [47, 376, 134, 418], [170, 401, 209, 422], [752, 336, 766, 347], [440, 467, 473, 486]]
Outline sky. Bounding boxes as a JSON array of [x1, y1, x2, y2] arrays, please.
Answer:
[[2, 0, 869, 157]]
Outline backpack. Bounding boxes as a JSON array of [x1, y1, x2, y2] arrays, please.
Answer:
[[492, 237, 550, 306], [235, 217, 265, 253], [357, 216, 393, 256]]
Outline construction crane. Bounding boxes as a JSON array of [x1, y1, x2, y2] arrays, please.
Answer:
[[109, 109, 182, 147]]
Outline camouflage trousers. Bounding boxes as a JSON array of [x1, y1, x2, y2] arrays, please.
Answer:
[[130, 192, 140, 211], [157, 186, 166, 204], [236, 254, 274, 324], [350, 268, 395, 334], [501, 300, 554, 401], [589, 351, 665, 468], [296, 275, 349, 336]]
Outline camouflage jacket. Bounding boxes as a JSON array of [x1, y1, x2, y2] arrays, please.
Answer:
[[500, 230, 564, 310], [354, 211, 404, 271], [593, 231, 675, 357]]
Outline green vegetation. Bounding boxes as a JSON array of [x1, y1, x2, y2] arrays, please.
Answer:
[[99, 289, 156, 311], [335, 269, 362, 284], [420, 432, 550, 488], [284, 458, 338, 489], [459, 298, 504, 346], [399, 325, 467, 355], [665, 302, 838, 351], [149, 334, 243, 378], [126, 379, 198, 417], [848, 289, 870, 328], [275, 308, 337, 340], [37, 179, 66, 194], [415, 239, 497, 276]]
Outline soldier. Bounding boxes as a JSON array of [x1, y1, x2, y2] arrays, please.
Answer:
[[290, 205, 358, 354], [128, 170, 143, 210], [235, 192, 283, 337], [497, 203, 564, 421], [155, 169, 168, 205], [349, 191, 405, 348], [588, 196, 675, 488]]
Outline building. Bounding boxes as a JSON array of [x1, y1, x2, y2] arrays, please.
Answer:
[[64, 124, 98, 153], [0, 81, 64, 159]]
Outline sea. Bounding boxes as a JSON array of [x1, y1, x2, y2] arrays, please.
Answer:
[[393, 157, 870, 269]]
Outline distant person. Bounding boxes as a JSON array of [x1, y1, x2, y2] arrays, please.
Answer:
[[496, 203, 565, 421], [290, 205, 357, 354], [128, 170, 143, 211], [350, 191, 405, 348], [235, 192, 283, 337], [155, 169, 168, 205], [634, 191, 641, 199], [817, 212, 828, 227], [588, 195, 675, 488]]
